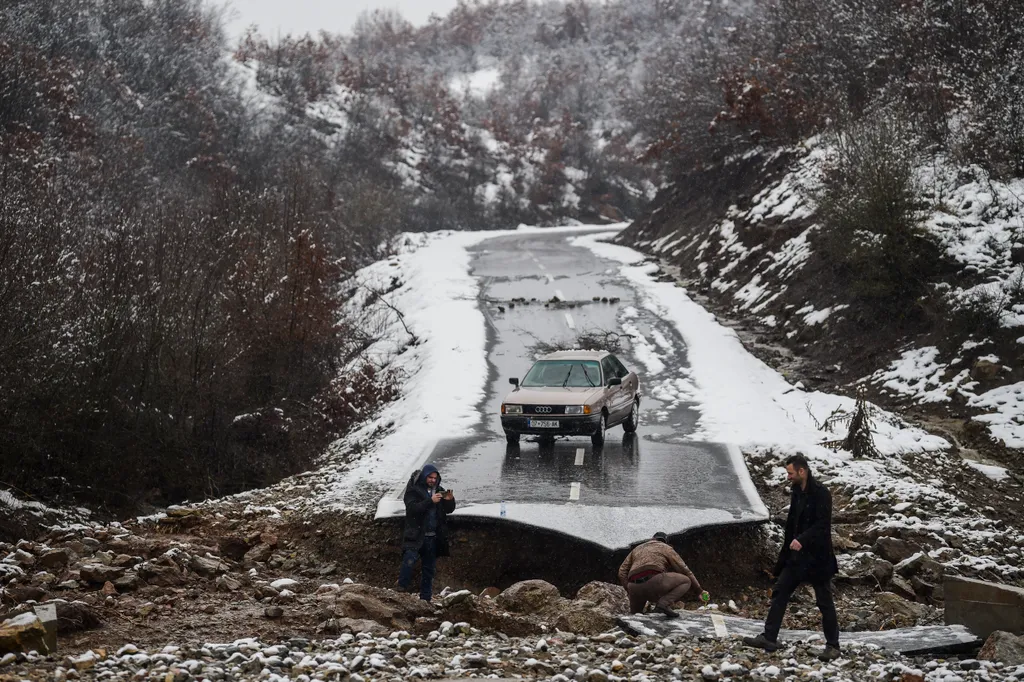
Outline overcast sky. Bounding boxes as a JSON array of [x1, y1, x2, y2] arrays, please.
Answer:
[[219, 0, 460, 40]]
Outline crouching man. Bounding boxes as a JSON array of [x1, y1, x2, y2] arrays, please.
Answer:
[[618, 531, 702, 618], [397, 464, 455, 601]]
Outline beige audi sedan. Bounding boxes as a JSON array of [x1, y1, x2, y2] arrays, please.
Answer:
[[500, 350, 641, 446]]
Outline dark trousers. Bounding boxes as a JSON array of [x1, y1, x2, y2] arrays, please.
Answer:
[[763, 564, 840, 647], [398, 535, 437, 600]]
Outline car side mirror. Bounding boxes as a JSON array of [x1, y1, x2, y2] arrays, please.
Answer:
[[509, 377, 520, 388], [607, 377, 622, 387]]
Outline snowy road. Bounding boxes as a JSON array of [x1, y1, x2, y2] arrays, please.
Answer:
[[375, 229, 768, 549]]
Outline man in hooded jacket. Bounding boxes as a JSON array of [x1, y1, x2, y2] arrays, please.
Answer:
[[743, 454, 840, 661], [397, 464, 455, 601]]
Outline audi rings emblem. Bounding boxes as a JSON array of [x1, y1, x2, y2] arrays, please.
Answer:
[[535, 406, 552, 413]]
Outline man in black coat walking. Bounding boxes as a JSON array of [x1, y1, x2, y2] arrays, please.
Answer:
[[744, 454, 841, 661], [397, 463, 455, 601]]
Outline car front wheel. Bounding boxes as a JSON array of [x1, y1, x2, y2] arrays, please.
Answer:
[[591, 414, 607, 446], [622, 400, 639, 433]]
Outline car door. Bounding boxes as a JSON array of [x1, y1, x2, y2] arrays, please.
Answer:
[[601, 356, 630, 424], [609, 355, 638, 414]]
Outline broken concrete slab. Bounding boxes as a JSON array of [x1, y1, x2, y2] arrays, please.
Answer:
[[618, 610, 981, 656], [945, 576, 1024, 639]]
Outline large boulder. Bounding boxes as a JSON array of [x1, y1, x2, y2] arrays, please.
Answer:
[[873, 537, 922, 565], [978, 631, 1024, 666], [218, 536, 251, 562], [575, 581, 628, 615], [318, 617, 390, 637], [331, 584, 434, 629], [496, 580, 561, 614], [0, 612, 49, 654]]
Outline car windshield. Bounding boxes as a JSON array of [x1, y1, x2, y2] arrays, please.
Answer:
[[521, 360, 601, 388]]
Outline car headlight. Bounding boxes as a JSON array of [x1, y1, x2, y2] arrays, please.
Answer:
[[565, 405, 590, 415], [503, 404, 523, 415]]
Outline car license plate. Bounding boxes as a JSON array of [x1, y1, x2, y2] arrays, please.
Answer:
[[529, 419, 559, 429]]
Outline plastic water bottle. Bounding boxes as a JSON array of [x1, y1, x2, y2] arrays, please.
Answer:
[[701, 591, 710, 606]]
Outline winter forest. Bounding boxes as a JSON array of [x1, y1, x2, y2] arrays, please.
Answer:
[[2, 0, 1022, 511]]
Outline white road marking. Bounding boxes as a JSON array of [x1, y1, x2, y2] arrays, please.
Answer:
[[575, 448, 585, 465], [569, 482, 581, 501], [545, 274, 554, 284], [537, 262, 547, 271], [555, 289, 565, 300], [711, 613, 728, 637], [565, 312, 576, 330]]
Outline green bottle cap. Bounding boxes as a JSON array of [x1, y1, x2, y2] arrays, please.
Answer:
[[701, 591, 710, 603]]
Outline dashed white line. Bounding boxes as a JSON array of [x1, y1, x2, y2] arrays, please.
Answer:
[[564, 312, 576, 330], [555, 289, 565, 300], [711, 613, 729, 637], [569, 482, 581, 501], [537, 262, 547, 271], [574, 448, 585, 465], [545, 274, 554, 284]]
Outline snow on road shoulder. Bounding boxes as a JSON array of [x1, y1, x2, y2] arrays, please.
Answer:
[[573, 233, 946, 455]]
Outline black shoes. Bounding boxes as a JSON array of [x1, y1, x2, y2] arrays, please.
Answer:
[[818, 645, 841, 662], [742, 634, 782, 652], [655, 604, 680, 619]]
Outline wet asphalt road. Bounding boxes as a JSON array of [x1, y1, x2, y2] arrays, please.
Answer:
[[376, 230, 767, 550]]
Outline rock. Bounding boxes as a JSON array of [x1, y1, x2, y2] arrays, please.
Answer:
[[442, 590, 473, 608], [215, 575, 242, 592], [894, 553, 944, 583], [575, 581, 628, 615], [55, 600, 102, 632], [552, 603, 617, 635], [101, 581, 117, 596], [889, 575, 917, 600], [264, 606, 284, 619], [244, 543, 274, 563], [873, 537, 922, 565], [0, 612, 49, 654], [496, 580, 561, 614], [79, 564, 126, 585], [189, 555, 229, 578], [65, 650, 102, 670], [5, 585, 46, 603], [218, 536, 250, 562], [12, 549, 35, 567], [137, 562, 184, 587], [875, 592, 928, 622], [837, 554, 893, 587], [978, 630, 1024, 666], [270, 578, 299, 591], [113, 574, 143, 592], [971, 358, 1001, 382], [331, 584, 434, 629], [317, 617, 390, 637], [832, 531, 860, 551], [37, 549, 70, 571], [479, 586, 500, 599], [112, 554, 142, 568]]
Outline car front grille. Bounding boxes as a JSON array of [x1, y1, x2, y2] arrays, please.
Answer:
[[526, 405, 567, 415]]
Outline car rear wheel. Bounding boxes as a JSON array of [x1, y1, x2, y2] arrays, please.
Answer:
[[591, 414, 607, 446], [505, 431, 520, 445], [622, 400, 639, 433]]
